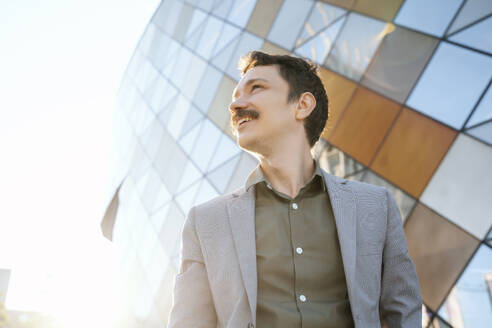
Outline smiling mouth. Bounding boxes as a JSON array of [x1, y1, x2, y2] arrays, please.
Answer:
[[237, 117, 255, 128]]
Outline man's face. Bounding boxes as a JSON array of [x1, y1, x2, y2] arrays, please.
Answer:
[[229, 65, 297, 152]]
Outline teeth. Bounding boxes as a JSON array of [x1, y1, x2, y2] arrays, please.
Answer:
[[238, 117, 253, 126]]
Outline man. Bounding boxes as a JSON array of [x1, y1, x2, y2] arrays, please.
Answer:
[[168, 51, 422, 327]]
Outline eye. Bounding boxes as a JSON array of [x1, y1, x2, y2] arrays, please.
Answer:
[[251, 84, 262, 91]]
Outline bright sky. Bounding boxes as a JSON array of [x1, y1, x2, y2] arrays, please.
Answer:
[[0, 0, 159, 326]]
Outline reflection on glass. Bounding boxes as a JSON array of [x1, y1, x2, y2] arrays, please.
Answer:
[[194, 179, 219, 206], [394, 0, 462, 37], [226, 32, 264, 80], [467, 121, 492, 145], [362, 171, 415, 221], [208, 155, 241, 193], [406, 42, 492, 129], [466, 84, 492, 127], [190, 120, 222, 172], [295, 17, 345, 65], [449, 16, 492, 54], [446, 0, 492, 35], [196, 16, 224, 59], [193, 65, 223, 113], [438, 244, 492, 327], [212, 23, 241, 57], [184, 8, 207, 41], [325, 12, 387, 81], [267, 0, 314, 50], [313, 139, 364, 178], [227, 0, 257, 28], [296, 2, 346, 47]]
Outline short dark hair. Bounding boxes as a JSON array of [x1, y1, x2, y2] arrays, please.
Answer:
[[237, 51, 329, 147]]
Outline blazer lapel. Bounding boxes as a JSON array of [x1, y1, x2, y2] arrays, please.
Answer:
[[226, 186, 257, 322], [323, 171, 358, 310]]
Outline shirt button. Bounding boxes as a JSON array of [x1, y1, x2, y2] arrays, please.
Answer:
[[266, 183, 272, 190], [291, 202, 298, 210], [296, 247, 303, 254], [299, 294, 306, 302]]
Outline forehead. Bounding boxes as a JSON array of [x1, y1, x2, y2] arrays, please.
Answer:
[[232, 65, 285, 97]]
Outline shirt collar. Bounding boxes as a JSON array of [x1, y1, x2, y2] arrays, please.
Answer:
[[245, 159, 326, 192]]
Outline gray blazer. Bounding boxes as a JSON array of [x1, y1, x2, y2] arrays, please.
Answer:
[[168, 170, 422, 328]]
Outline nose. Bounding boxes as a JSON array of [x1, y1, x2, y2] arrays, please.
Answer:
[[229, 98, 248, 114]]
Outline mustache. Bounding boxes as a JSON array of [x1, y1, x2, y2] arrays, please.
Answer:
[[231, 109, 259, 127]]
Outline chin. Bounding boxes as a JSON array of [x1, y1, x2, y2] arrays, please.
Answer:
[[236, 132, 259, 153]]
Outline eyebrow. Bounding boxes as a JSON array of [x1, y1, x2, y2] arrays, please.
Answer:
[[232, 78, 269, 99]]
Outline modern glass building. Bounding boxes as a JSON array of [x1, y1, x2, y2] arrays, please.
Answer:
[[101, 0, 492, 327]]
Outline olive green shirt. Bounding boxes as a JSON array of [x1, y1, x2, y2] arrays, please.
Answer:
[[245, 162, 354, 328]]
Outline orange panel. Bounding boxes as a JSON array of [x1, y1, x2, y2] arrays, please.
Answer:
[[371, 108, 457, 198], [318, 68, 357, 140], [329, 87, 400, 165], [405, 203, 479, 311]]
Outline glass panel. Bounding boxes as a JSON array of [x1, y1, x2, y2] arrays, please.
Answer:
[[207, 155, 241, 193], [318, 68, 357, 140], [195, 0, 214, 12], [313, 140, 365, 178], [394, 0, 462, 37], [225, 152, 259, 193], [141, 120, 165, 161], [329, 87, 401, 165], [447, 0, 492, 35], [178, 120, 203, 154], [422, 305, 434, 328], [352, 0, 403, 22], [449, 16, 492, 54], [404, 203, 480, 310], [179, 105, 203, 139], [225, 31, 264, 81], [421, 134, 492, 240], [176, 160, 202, 193], [212, 0, 234, 20], [152, 186, 171, 216], [361, 26, 439, 103], [438, 244, 492, 327], [208, 134, 241, 171], [173, 3, 194, 42], [267, 0, 314, 50], [246, 0, 284, 38], [227, 0, 257, 28], [406, 42, 492, 130], [184, 7, 207, 41], [167, 94, 191, 139], [159, 202, 185, 255], [193, 65, 223, 113], [296, 2, 346, 47], [169, 47, 193, 88], [154, 0, 183, 35], [141, 168, 164, 213], [467, 121, 492, 145], [362, 171, 415, 221], [190, 120, 222, 172], [325, 12, 387, 81], [295, 16, 345, 65], [194, 179, 219, 206], [371, 108, 457, 198], [212, 22, 241, 57], [196, 15, 224, 59], [181, 55, 207, 100], [466, 84, 492, 127], [212, 35, 241, 72], [160, 141, 188, 194], [320, 0, 355, 9], [175, 180, 201, 215], [430, 317, 452, 328], [261, 41, 291, 55], [208, 75, 236, 130]]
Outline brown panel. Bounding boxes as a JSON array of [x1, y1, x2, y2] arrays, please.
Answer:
[[320, 0, 355, 9], [361, 26, 439, 103], [208, 75, 236, 135], [329, 87, 400, 165], [405, 203, 480, 311], [246, 0, 285, 38], [318, 68, 357, 140], [371, 108, 457, 198], [352, 0, 404, 21], [261, 41, 291, 56]]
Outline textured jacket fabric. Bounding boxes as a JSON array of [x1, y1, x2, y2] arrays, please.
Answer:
[[167, 169, 422, 328]]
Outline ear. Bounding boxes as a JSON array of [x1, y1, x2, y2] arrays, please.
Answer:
[[295, 92, 316, 120]]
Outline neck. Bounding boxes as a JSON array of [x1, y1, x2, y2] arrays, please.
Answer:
[[257, 136, 315, 198]]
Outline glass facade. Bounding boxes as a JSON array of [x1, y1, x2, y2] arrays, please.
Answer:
[[103, 0, 492, 326]]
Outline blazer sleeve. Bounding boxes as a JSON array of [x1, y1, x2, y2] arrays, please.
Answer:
[[168, 207, 217, 328], [379, 188, 422, 327]]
